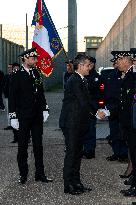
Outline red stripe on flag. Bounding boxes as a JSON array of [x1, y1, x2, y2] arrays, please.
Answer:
[[32, 41, 53, 76], [37, 0, 43, 25]]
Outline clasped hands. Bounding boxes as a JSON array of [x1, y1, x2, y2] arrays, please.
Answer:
[[96, 107, 110, 120]]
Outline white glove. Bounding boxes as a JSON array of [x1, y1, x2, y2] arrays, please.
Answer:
[[11, 119, 19, 130], [103, 107, 110, 117], [43, 111, 49, 122]]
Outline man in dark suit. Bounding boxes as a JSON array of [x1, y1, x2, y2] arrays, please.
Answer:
[[8, 48, 52, 184], [59, 54, 105, 195]]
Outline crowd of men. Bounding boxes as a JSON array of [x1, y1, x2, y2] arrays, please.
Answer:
[[1, 47, 136, 199]]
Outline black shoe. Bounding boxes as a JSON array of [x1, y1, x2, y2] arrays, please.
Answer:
[[124, 175, 133, 185], [4, 126, 12, 130], [123, 187, 136, 197], [18, 176, 27, 184], [75, 183, 92, 192], [64, 184, 83, 195], [35, 175, 53, 183], [106, 154, 118, 161], [119, 172, 132, 179], [83, 150, 95, 159], [118, 156, 128, 163], [11, 140, 18, 143]]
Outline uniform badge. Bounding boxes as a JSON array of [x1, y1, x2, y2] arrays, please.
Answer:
[[95, 78, 98, 81]]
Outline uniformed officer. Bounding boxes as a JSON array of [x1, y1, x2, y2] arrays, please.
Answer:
[[104, 54, 128, 162], [111, 50, 136, 197], [8, 48, 52, 184]]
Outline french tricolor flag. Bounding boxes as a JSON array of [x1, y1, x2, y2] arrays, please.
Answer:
[[32, 0, 63, 76]]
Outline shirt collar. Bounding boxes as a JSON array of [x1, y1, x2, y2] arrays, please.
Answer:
[[22, 64, 32, 74], [75, 71, 84, 79]]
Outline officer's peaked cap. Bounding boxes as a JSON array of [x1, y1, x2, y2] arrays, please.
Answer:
[[111, 51, 131, 60], [18, 48, 38, 58]]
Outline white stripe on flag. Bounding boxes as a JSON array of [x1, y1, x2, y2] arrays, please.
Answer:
[[33, 26, 54, 58]]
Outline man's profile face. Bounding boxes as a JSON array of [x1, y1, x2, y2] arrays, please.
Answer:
[[79, 59, 92, 76], [25, 56, 38, 68], [116, 57, 127, 71]]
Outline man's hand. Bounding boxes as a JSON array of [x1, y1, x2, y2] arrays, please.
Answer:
[[11, 119, 19, 130], [43, 111, 49, 122]]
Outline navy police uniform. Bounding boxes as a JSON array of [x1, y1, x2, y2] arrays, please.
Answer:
[[104, 56, 128, 161], [119, 65, 136, 187]]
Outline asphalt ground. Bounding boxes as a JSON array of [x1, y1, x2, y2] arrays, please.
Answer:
[[0, 90, 135, 205]]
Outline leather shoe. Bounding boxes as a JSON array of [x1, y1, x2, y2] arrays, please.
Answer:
[[106, 154, 118, 161], [118, 156, 128, 163], [123, 187, 136, 197], [124, 175, 133, 185], [119, 172, 132, 179], [64, 184, 83, 195], [35, 175, 53, 183], [75, 183, 92, 192], [18, 176, 27, 184]]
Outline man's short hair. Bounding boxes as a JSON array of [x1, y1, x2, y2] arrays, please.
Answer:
[[73, 54, 90, 70], [12, 62, 20, 68], [89, 56, 96, 64]]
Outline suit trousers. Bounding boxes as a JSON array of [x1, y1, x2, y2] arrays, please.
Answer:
[[62, 126, 89, 187], [17, 113, 44, 177]]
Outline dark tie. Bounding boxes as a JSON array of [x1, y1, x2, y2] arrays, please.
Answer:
[[29, 69, 33, 78], [83, 77, 88, 89]]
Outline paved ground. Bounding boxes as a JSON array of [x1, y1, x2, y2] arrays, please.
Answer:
[[0, 90, 135, 205]]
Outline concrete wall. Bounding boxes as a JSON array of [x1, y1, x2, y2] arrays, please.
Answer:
[[96, 0, 136, 68], [0, 37, 24, 74]]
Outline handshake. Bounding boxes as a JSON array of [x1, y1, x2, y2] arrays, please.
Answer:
[[96, 107, 110, 120]]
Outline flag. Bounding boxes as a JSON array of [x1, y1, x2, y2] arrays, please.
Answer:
[[32, 0, 63, 76]]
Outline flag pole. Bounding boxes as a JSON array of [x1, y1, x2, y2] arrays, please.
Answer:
[[26, 13, 28, 50]]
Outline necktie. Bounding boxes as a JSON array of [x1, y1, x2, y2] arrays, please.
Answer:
[[83, 77, 88, 89]]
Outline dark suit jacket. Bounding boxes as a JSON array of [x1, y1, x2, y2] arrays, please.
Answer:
[[59, 72, 97, 129]]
